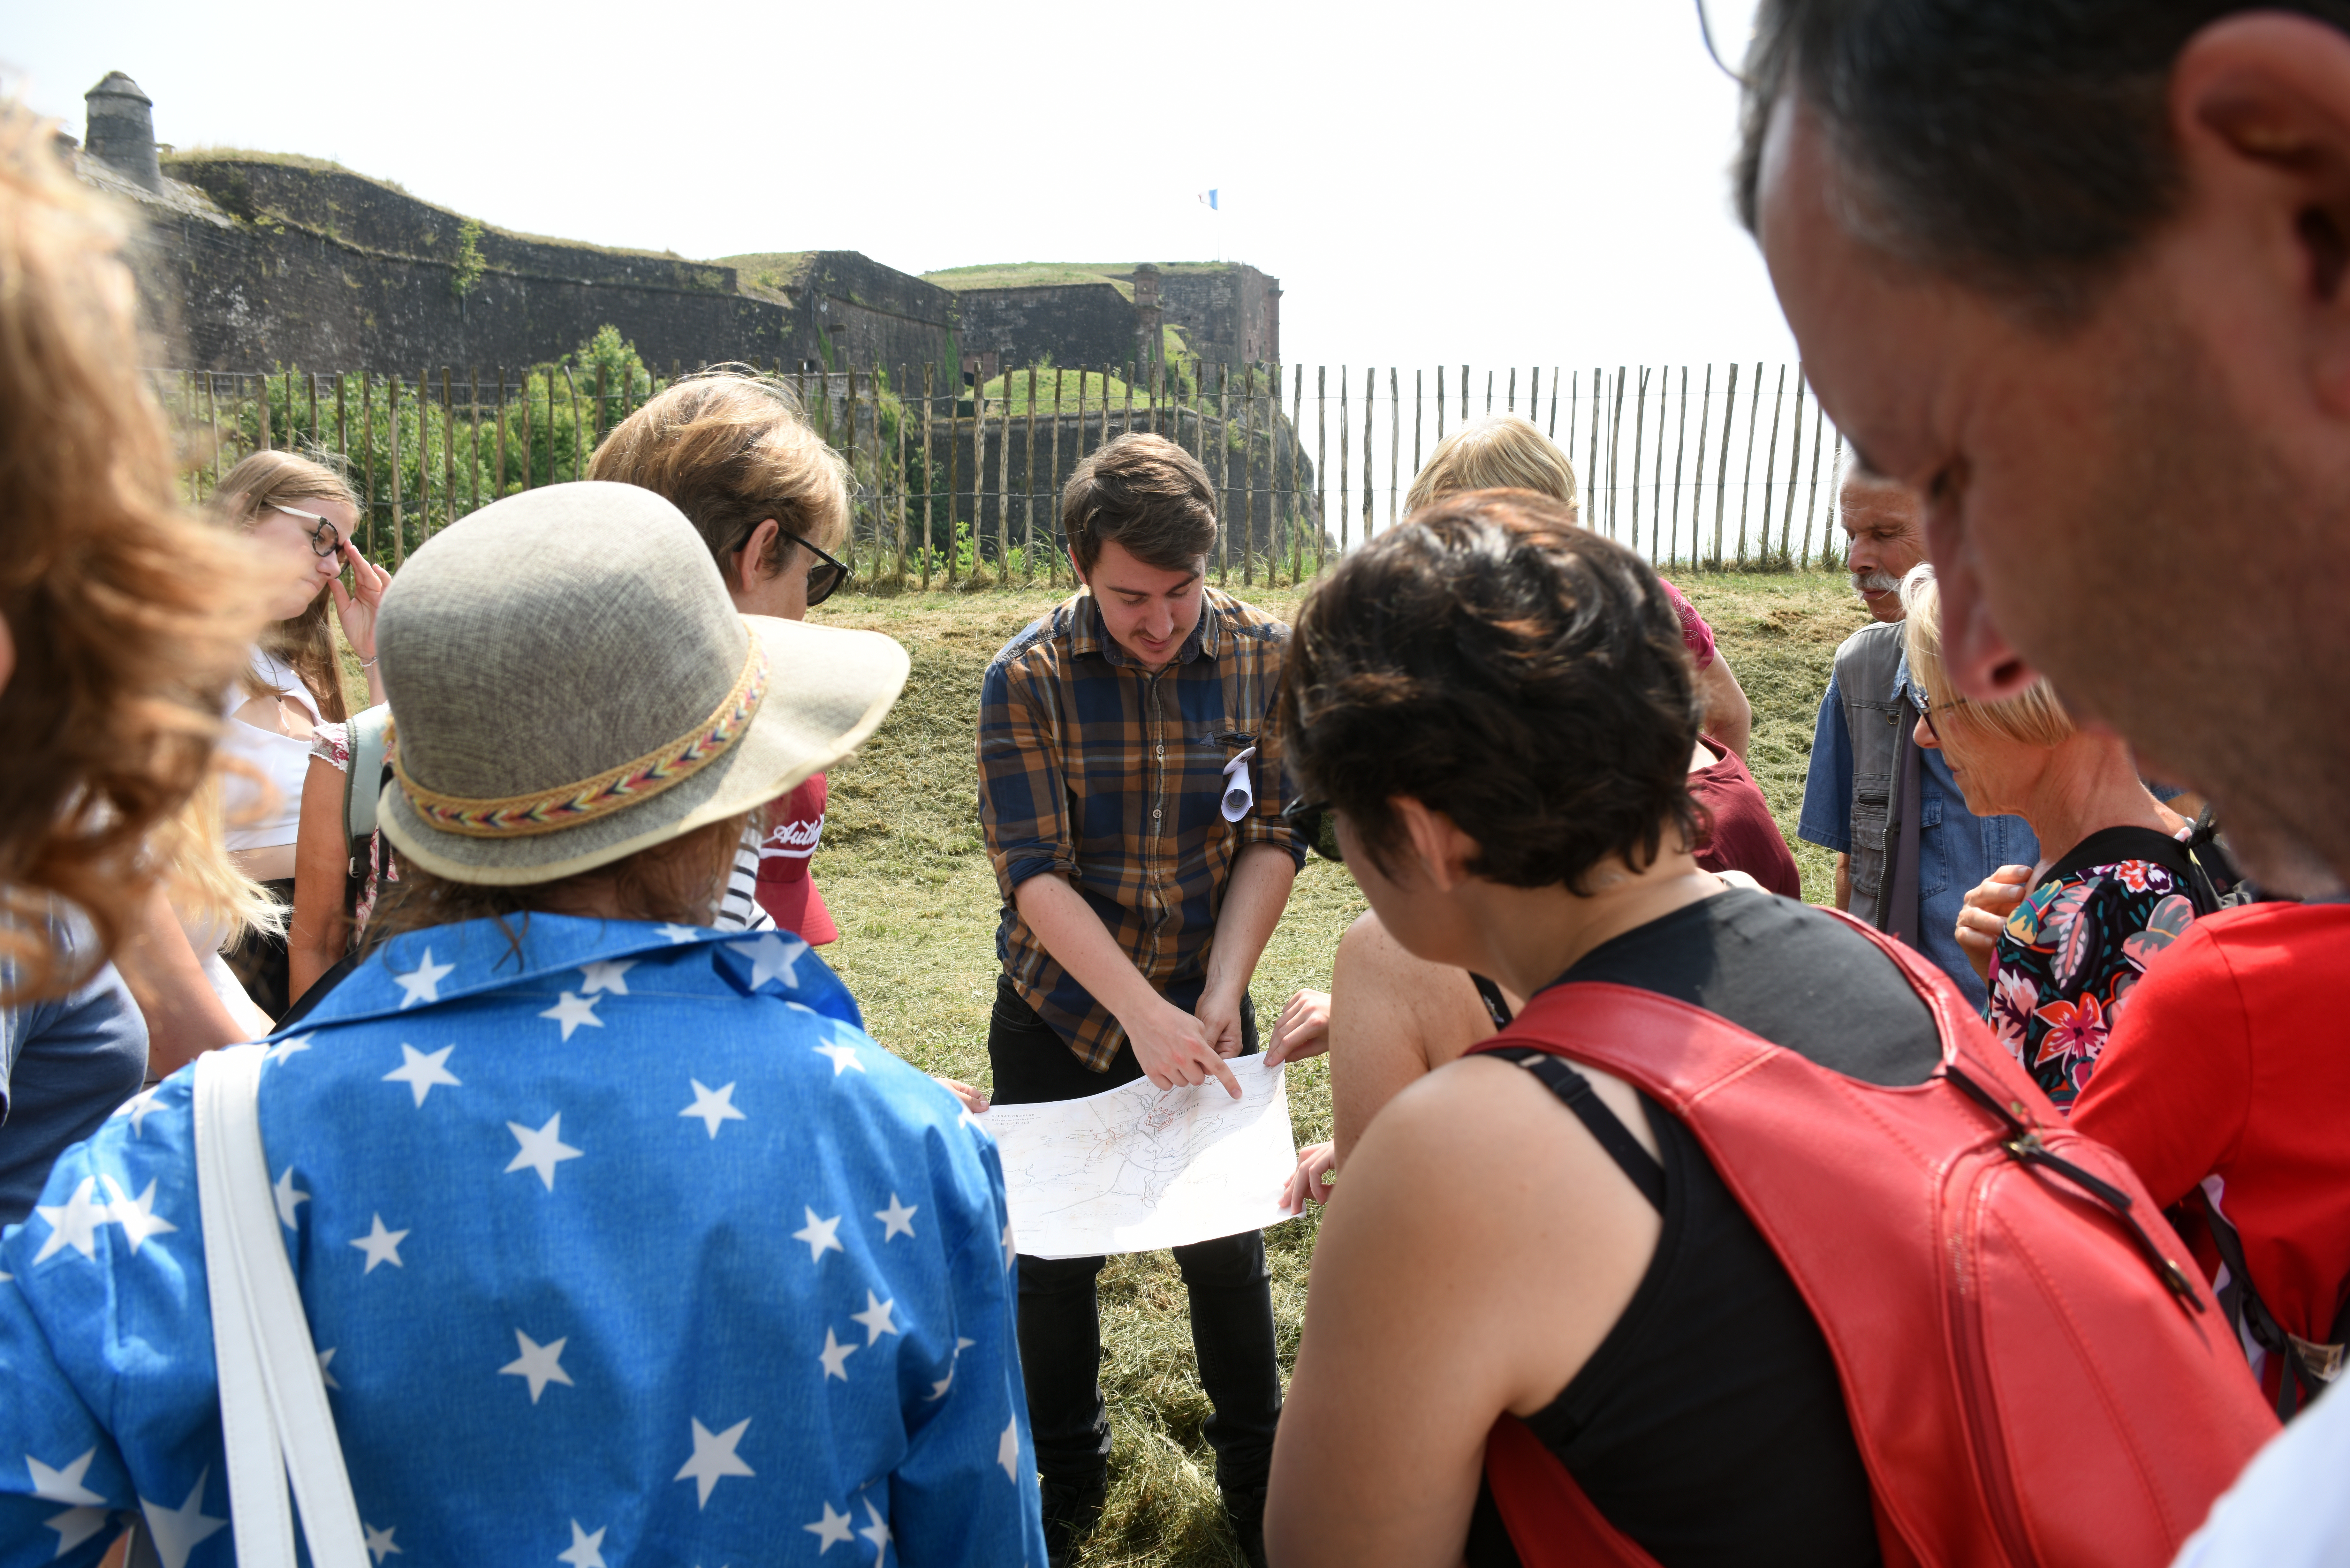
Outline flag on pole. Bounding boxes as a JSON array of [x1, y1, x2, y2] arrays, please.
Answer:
[[1196, 189, 1218, 210]]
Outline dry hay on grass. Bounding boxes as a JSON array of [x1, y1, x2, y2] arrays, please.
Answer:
[[802, 570, 1861, 1566]]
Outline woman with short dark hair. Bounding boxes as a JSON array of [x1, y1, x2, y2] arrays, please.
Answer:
[[1265, 492, 1942, 1566]]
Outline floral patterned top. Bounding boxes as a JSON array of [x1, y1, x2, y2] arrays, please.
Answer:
[[1983, 825, 2213, 1112]]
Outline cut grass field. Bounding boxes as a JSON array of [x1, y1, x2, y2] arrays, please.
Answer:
[[806, 569, 1868, 1566]]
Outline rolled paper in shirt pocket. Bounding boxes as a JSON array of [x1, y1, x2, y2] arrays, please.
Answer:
[[1221, 745, 1258, 823]]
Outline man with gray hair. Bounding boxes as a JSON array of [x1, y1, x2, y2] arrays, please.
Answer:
[[1796, 460, 2035, 1007], [1738, 2, 2350, 1557]]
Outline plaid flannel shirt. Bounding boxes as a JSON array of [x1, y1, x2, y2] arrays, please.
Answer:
[[977, 588, 1306, 1071]]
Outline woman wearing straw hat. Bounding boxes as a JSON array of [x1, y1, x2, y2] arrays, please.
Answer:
[[0, 483, 1048, 1564]]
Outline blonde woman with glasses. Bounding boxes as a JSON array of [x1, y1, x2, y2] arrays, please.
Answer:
[[1901, 565, 2220, 1112], [206, 450, 389, 1019]]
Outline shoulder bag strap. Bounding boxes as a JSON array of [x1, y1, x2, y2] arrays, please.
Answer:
[[194, 1045, 370, 1568]]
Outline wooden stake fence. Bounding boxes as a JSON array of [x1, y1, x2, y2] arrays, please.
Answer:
[[149, 358, 1839, 588]]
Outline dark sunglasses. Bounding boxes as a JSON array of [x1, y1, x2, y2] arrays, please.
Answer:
[[787, 532, 851, 607], [270, 503, 345, 559], [1282, 797, 1344, 863]]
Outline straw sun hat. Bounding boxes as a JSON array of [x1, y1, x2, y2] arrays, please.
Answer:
[[374, 482, 909, 886]]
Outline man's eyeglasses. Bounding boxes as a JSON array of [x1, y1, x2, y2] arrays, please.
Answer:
[[788, 532, 852, 607], [270, 504, 345, 559], [1282, 797, 1343, 863]]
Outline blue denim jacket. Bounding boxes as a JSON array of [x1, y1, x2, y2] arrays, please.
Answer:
[[0, 916, 1045, 1566], [1799, 654, 2039, 1011]]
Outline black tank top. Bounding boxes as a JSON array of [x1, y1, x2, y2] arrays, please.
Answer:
[[1465, 889, 1941, 1568]]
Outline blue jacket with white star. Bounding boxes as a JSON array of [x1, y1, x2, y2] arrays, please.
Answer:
[[0, 916, 1046, 1566]]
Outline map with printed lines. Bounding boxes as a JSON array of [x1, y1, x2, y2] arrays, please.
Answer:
[[982, 1055, 1299, 1258]]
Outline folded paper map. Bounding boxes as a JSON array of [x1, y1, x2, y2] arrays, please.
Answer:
[[981, 1054, 1299, 1259]]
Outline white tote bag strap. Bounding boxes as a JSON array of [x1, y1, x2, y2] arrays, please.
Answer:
[[193, 1044, 369, 1568]]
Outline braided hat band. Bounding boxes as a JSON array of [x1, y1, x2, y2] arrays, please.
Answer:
[[396, 641, 769, 839]]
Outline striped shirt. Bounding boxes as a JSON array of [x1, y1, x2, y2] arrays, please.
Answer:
[[977, 588, 1305, 1072]]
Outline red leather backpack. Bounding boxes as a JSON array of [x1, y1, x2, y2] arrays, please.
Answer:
[[1471, 915, 2277, 1568]]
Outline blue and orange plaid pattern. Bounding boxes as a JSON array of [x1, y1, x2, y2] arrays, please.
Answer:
[[977, 588, 1306, 1071]]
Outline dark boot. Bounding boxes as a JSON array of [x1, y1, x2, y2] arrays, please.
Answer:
[[1223, 1481, 1269, 1568], [1040, 1468, 1107, 1568]]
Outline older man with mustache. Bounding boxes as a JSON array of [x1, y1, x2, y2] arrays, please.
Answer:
[[1797, 457, 2036, 1006]]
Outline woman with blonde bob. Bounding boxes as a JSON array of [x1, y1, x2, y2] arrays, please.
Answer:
[[1406, 415, 1751, 754], [1901, 565, 2216, 1109], [0, 101, 257, 1219], [205, 449, 390, 1019]]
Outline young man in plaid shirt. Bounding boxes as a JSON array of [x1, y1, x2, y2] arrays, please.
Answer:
[[977, 432, 1305, 1566]]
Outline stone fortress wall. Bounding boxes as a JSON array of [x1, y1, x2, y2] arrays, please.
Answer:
[[73, 73, 1280, 386]]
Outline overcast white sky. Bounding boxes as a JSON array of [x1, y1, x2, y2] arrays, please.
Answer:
[[3, 0, 1797, 377]]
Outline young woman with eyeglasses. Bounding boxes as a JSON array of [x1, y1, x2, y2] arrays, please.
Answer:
[[205, 449, 390, 1019]]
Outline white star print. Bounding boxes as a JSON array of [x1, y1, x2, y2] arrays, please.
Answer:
[[804, 1500, 854, 1551], [139, 1468, 227, 1568], [679, 1079, 747, 1139], [100, 1176, 176, 1252], [318, 1347, 340, 1389], [813, 1041, 865, 1077], [391, 948, 454, 1009], [274, 1167, 309, 1230], [997, 1418, 1021, 1483], [657, 923, 702, 944], [858, 1497, 893, 1563], [32, 1177, 109, 1263], [874, 1194, 918, 1241], [927, 1338, 977, 1402], [675, 1416, 754, 1508], [579, 958, 636, 995], [817, 1327, 858, 1381], [793, 1207, 844, 1263], [539, 991, 604, 1041], [726, 931, 808, 990], [266, 1032, 315, 1067], [383, 1043, 460, 1107], [850, 1291, 900, 1346], [27, 1448, 104, 1505], [349, 1214, 409, 1273], [556, 1519, 608, 1568], [499, 1329, 575, 1403], [111, 1086, 165, 1136], [45, 1507, 108, 1557], [363, 1520, 403, 1561], [505, 1114, 584, 1191]]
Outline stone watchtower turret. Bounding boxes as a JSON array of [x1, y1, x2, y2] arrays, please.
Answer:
[[1132, 264, 1163, 366], [84, 72, 160, 192]]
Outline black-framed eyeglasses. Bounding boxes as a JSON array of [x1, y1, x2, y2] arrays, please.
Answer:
[[1915, 690, 1970, 749], [1282, 797, 1343, 863], [1695, 0, 1757, 86], [270, 503, 345, 559], [788, 532, 852, 607]]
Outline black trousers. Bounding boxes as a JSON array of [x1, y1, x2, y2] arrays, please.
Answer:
[[988, 976, 1283, 1495]]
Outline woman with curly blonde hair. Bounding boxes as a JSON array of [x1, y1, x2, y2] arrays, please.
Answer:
[[0, 100, 258, 1217]]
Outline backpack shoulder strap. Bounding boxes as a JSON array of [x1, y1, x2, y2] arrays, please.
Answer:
[[344, 704, 392, 848]]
